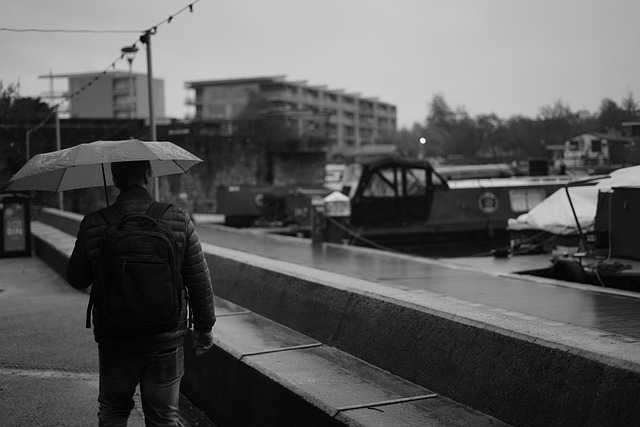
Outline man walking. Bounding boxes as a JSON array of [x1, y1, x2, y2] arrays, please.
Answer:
[[66, 160, 216, 426]]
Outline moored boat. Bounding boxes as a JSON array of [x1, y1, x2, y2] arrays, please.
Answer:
[[323, 156, 574, 255], [217, 156, 578, 256], [503, 164, 640, 291]]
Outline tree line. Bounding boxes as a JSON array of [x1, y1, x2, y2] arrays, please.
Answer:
[[393, 93, 640, 164]]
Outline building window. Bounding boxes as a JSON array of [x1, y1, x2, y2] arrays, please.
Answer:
[[114, 78, 131, 93]]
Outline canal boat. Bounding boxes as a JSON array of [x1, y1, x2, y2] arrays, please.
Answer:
[[320, 156, 574, 255], [217, 156, 576, 256], [503, 165, 640, 291]]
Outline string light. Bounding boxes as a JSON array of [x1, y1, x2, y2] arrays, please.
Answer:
[[146, 0, 199, 30], [24, 0, 200, 144]]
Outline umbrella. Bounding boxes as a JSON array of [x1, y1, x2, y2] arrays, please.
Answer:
[[7, 139, 203, 204]]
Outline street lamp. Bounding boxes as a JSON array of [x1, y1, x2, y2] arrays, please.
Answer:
[[419, 137, 426, 160], [121, 45, 138, 118], [139, 30, 159, 201]]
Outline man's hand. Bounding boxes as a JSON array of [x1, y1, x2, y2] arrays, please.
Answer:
[[192, 331, 214, 356]]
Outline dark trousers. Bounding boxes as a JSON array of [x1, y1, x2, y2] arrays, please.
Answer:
[[98, 346, 184, 427]]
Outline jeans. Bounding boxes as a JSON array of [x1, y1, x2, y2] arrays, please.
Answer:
[[98, 346, 184, 427]]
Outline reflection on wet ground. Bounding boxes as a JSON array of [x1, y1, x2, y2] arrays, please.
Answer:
[[197, 225, 640, 340]]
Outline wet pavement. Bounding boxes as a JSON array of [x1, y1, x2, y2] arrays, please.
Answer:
[[0, 255, 215, 427]]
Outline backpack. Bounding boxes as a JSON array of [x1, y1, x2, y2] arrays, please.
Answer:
[[86, 202, 184, 336]]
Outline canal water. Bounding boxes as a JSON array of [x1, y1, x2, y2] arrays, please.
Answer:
[[377, 238, 511, 259]]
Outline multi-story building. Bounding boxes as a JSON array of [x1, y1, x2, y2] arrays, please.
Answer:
[[184, 75, 397, 149], [41, 71, 164, 119]]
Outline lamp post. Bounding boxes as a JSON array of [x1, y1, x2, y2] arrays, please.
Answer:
[[139, 30, 160, 201], [121, 45, 138, 118], [419, 137, 426, 160]]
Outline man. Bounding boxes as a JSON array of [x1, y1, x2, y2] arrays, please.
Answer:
[[66, 160, 216, 426]]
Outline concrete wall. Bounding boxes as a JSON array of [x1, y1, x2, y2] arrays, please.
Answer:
[[204, 244, 640, 427], [33, 208, 640, 426]]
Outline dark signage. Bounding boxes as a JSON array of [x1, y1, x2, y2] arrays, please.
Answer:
[[3, 201, 26, 252], [0, 197, 30, 256]]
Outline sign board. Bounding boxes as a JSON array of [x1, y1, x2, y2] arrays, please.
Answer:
[[0, 196, 30, 257]]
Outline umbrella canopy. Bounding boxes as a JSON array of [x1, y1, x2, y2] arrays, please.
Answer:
[[7, 139, 203, 192]]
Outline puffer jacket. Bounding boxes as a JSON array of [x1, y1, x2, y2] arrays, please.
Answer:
[[66, 185, 215, 354]]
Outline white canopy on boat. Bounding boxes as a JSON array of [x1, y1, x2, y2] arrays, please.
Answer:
[[507, 165, 640, 234]]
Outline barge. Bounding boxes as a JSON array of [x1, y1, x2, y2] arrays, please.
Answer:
[[217, 156, 576, 256]]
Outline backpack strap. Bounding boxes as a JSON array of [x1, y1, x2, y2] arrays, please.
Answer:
[[86, 206, 122, 329], [97, 205, 122, 224], [145, 201, 173, 220]]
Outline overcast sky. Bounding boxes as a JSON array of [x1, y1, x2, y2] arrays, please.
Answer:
[[2, 0, 640, 129]]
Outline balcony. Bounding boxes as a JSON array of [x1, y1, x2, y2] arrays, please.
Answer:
[[185, 96, 203, 106]]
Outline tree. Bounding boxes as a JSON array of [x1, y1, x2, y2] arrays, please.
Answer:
[[0, 82, 53, 181], [476, 113, 505, 159], [597, 98, 626, 132], [536, 100, 575, 153], [620, 91, 638, 118], [426, 93, 456, 128], [450, 108, 478, 158], [538, 99, 573, 121], [0, 81, 51, 126], [393, 124, 426, 158], [424, 94, 474, 159]]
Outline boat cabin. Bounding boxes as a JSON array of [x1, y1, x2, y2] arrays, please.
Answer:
[[333, 156, 447, 227]]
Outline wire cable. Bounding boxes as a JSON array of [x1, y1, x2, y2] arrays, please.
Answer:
[[0, 28, 141, 34]]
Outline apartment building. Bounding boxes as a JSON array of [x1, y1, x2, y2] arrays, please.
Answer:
[[185, 75, 397, 149], [42, 71, 165, 119]]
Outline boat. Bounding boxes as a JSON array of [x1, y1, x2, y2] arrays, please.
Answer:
[[320, 156, 576, 255], [504, 164, 640, 291], [217, 156, 576, 256]]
